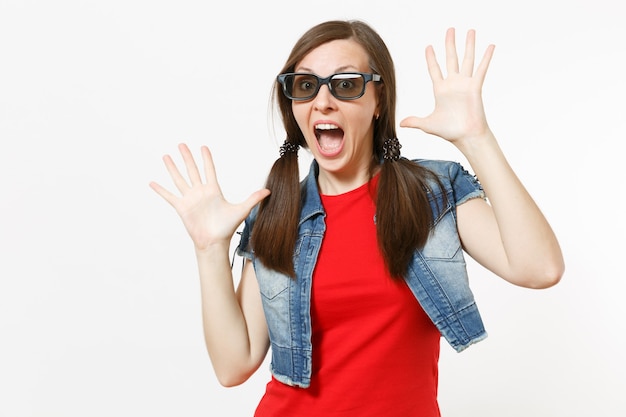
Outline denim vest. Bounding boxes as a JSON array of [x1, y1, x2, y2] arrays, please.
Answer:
[[237, 159, 487, 388]]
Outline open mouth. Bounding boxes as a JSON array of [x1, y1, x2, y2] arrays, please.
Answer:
[[314, 123, 344, 154]]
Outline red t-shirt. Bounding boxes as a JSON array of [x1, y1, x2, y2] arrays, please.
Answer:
[[255, 175, 441, 417]]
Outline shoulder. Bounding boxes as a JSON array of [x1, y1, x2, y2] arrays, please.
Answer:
[[412, 158, 466, 179], [411, 158, 485, 205]]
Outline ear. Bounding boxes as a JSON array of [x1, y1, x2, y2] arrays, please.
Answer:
[[374, 84, 384, 119]]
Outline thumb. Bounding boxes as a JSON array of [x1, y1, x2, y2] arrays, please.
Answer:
[[240, 188, 271, 212], [399, 115, 429, 130]]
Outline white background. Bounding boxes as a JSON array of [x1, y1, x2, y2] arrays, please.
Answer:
[[1, 0, 624, 416]]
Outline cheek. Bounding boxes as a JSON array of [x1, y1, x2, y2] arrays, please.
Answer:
[[292, 105, 308, 133], [353, 95, 379, 127], [351, 108, 377, 133]]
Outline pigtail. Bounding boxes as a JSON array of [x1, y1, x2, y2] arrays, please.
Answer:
[[251, 140, 301, 277], [375, 138, 444, 278]]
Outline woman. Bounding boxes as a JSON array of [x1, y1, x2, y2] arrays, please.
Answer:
[[150, 20, 564, 417]]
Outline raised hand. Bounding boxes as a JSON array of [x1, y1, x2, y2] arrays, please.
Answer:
[[400, 28, 495, 146], [149, 144, 270, 251]]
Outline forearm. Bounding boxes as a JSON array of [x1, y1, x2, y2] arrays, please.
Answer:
[[195, 243, 261, 385], [457, 131, 564, 287]]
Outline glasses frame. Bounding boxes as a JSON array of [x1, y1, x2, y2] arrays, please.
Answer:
[[276, 72, 382, 101]]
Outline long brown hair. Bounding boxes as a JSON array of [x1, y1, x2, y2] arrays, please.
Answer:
[[251, 20, 442, 278]]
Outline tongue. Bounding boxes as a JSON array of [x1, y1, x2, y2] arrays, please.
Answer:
[[317, 130, 343, 152]]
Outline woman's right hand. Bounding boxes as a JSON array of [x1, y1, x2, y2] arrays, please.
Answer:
[[149, 143, 270, 251]]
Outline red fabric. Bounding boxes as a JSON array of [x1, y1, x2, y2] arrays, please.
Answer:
[[255, 175, 441, 417]]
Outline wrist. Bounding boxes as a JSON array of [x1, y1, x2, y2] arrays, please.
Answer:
[[454, 128, 497, 157], [194, 239, 231, 257]]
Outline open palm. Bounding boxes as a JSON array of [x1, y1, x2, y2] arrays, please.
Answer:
[[400, 28, 495, 145], [149, 144, 270, 251]]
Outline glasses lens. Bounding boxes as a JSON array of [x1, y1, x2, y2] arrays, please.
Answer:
[[287, 74, 319, 99], [330, 74, 365, 99], [280, 73, 370, 100]]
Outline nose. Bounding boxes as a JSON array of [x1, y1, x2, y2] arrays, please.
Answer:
[[312, 83, 336, 111]]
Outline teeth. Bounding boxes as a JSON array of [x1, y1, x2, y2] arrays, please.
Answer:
[[315, 123, 339, 130]]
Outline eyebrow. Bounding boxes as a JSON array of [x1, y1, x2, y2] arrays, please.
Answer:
[[295, 65, 359, 74]]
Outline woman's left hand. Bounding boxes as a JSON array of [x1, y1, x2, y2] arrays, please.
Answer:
[[400, 28, 495, 145]]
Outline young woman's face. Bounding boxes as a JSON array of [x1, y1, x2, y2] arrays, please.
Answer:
[[292, 39, 380, 193]]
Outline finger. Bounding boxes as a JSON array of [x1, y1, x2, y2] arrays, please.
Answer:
[[162, 154, 191, 193], [230, 188, 271, 229], [178, 143, 203, 186], [149, 181, 180, 208], [240, 188, 271, 212], [399, 115, 428, 131], [445, 27, 459, 75], [200, 145, 220, 191], [474, 44, 495, 87], [424, 45, 443, 82], [460, 29, 476, 77], [400, 115, 436, 136]]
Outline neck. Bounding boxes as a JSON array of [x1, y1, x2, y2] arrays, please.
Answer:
[[317, 163, 380, 195]]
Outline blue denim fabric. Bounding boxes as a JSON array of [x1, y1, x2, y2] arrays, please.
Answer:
[[237, 159, 488, 388]]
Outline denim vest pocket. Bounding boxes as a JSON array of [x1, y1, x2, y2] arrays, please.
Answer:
[[422, 209, 462, 261], [254, 261, 291, 347], [409, 207, 476, 328]]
